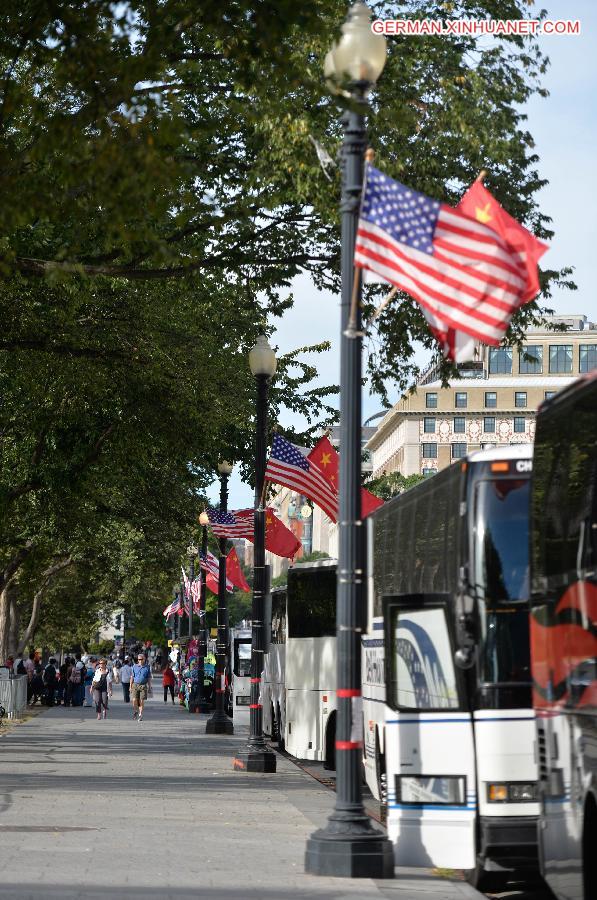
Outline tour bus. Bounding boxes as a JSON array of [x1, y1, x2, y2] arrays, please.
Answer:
[[228, 624, 252, 714], [363, 445, 538, 888], [530, 371, 597, 900], [262, 560, 337, 762]]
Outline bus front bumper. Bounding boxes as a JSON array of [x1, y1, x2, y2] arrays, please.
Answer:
[[480, 815, 539, 872]]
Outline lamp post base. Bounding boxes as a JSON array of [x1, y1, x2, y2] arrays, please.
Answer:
[[205, 712, 234, 734], [305, 815, 394, 878], [233, 745, 277, 773]]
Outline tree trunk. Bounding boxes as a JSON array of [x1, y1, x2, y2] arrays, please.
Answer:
[[0, 580, 18, 662], [8, 588, 19, 656], [16, 557, 73, 656]]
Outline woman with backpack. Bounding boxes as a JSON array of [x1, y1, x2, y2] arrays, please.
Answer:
[[91, 659, 113, 720]]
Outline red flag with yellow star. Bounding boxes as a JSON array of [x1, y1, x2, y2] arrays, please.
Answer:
[[307, 436, 383, 519], [457, 181, 548, 303]]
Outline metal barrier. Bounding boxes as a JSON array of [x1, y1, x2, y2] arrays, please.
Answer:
[[0, 674, 28, 719]]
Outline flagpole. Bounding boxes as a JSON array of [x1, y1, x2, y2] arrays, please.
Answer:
[[305, 1, 393, 879]]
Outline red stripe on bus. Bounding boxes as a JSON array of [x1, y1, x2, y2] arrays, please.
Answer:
[[250, 704, 262, 709], [251, 678, 261, 683], [335, 740, 362, 750], [337, 688, 361, 698]]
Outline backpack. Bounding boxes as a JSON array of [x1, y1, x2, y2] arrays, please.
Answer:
[[69, 665, 82, 684], [16, 659, 26, 675]]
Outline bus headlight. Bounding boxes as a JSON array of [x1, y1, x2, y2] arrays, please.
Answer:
[[487, 782, 538, 803]]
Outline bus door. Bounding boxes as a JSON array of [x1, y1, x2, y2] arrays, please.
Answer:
[[383, 594, 477, 870]]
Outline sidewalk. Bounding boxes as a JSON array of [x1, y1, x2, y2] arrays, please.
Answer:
[[0, 686, 483, 900]]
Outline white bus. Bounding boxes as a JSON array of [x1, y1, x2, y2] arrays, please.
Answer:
[[531, 372, 597, 900], [228, 624, 252, 715], [262, 560, 337, 763], [362, 445, 538, 889]]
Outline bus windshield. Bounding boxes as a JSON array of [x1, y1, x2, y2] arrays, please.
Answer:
[[472, 478, 530, 605], [287, 567, 336, 638]]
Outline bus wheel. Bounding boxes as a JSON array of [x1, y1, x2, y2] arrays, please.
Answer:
[[375, 732, 387, 810], [270, 703, 279, 742], [323, 711, 336, 771], [276, 704, 285, 752]]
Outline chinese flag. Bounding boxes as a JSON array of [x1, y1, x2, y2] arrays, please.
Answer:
[[264, 508, 302, 558], [205, 572, 219, 595], [307, 436, 383, 518], [457, 181, 549, 303], [226, 546, 250, 592]]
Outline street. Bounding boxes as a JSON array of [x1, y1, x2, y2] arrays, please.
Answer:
[[0, 685, 479, 900]]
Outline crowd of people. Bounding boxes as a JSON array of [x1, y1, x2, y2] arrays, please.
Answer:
[[2, 650, 156, 722]]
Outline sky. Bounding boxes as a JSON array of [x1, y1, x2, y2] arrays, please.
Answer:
[[209, 2, 597, 510]]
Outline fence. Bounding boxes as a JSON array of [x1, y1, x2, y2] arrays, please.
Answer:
[[0, 674, 28, 719]]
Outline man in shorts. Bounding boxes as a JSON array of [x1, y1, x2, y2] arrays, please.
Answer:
[[130, 653, 152, 721]]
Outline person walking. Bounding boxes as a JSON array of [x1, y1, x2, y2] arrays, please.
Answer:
[[120, 657, 132, 703], [130, 652, 152, 721], [162, 662, 175, 704], [42, 658, 58, 706], [91, 659, 113, 720]]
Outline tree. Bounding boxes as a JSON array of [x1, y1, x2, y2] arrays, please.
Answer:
[[367, 471, 426, 501]]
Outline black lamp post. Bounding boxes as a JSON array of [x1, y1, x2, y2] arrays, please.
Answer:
[[206, 460, 234, 734], [198, 510, 209, 711], [186, 542, 198, 711], [305, 2, 393, 879], [234, 335, 277, 773]]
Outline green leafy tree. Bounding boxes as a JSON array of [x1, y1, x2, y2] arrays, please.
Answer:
[[367, 471, 426, 501]]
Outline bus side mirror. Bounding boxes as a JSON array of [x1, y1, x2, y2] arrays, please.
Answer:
[[454, 606, 477, 670]]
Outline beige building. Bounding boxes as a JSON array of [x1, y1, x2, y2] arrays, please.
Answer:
[[367, 315, 597, 479]]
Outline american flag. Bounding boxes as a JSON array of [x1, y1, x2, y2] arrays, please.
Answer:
[[354, 166, 547, 360], [163, 593, 182, 619], [207, 507, 254, 539], [265, 434, 338, 522], [200, 550, 233, 593]]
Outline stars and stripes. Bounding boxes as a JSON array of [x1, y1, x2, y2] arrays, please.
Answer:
[[163, 593, 183, 619], [354, 166, 548, 360], [200, 549, 233, 593], [264, 434, 338, 522], [207, 507, 254, 540]]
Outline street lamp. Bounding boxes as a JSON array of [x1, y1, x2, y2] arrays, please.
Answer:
[[197, 510, 209, 711], [305, 2, 394, 879], [186, 542, 198, 712], [206, 460, 234, 734], [233, 335, 277, 772]]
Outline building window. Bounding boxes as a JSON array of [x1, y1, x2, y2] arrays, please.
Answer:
[[549, 344, 573, 374], [544, 391, 556, 401], [485, 391, 497, 408], [452, 443, 467, 459], [483, 417, 496, 433], [421, 443, 437, 458], [579, 345, 597, 373], [426, 392, 438, 408], [422, 468, 435, 477], [519, 345, 543, 374], [488, 348, 512, 374], [455, 391, 467, 408], [423, 417, 436, 433], [513, 417, 526, 433], [515, 391, 527, 408], [453, 416, 466, 434]]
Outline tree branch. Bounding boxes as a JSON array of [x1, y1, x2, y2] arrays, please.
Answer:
[[17, 555, 74, 655]]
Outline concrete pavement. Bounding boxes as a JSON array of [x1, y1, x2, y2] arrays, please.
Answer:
[[0, 683, 483, 900]]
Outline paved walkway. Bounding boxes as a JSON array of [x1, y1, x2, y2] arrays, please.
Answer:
[[0, 683, 482, 900]]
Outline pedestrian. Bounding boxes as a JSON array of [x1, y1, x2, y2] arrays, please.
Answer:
[[24, 652, 35, 678], [68, 654, 85, 706], [120, 657, 132, 703], [91, 659, 113, 720], [111, 660, 121, 686], [83, 658, 95, 707], [130, 652, 152, 722], [29, 663, 44, 705], [57, 658, 68, 705], [42, 658, 58, 706], [162, 662, 175, 704]]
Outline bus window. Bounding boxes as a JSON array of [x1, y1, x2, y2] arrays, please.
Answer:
[[472, 478, 530, 605], [234, 640, 252, 677], [387, 605, 460, 711], [287, 568, 336, 638]]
